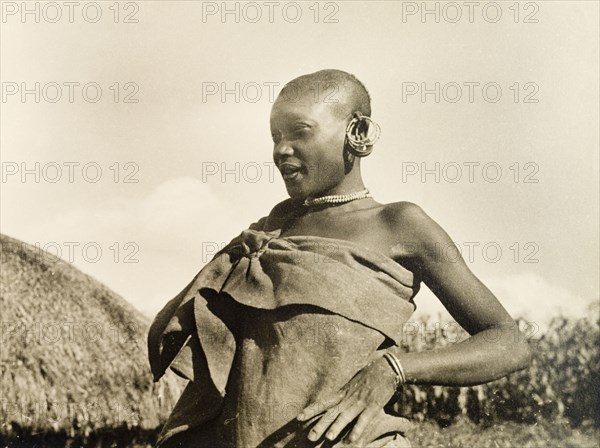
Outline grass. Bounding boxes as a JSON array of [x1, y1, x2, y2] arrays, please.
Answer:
[[405, 418, 600, 448], [1, 419, 598, 447]]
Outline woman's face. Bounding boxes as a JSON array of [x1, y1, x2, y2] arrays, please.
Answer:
[[270, 92, 348, 200]]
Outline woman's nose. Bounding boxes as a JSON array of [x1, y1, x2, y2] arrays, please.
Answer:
[[273, 139, 294, 159]]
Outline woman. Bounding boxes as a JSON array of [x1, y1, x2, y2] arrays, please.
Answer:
[[148, 69, 531, 447]]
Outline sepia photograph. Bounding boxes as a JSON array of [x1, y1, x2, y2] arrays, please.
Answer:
[[1, 1, 598, 447]]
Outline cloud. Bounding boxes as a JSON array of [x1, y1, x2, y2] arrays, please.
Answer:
[[412, 271, 596, 330], [40, 177, 232, 249], [484, 272, 595, 325], [10, 177, 244, 315]]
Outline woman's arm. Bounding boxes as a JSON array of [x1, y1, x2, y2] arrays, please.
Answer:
[[299, 203, 531, 444], [387, 202, 531, 386]]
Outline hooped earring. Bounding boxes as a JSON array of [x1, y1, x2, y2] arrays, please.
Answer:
[[344, 112, 381, 157]]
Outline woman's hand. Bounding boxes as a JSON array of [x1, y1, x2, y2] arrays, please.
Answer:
[[297, 356, 399, 445]]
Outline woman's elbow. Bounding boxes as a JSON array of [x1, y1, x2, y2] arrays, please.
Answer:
[[493, 326, 532, 375], [509, 338, 532, 373]]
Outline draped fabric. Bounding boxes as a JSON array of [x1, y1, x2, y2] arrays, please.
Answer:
[[148, 222, 419, 447]]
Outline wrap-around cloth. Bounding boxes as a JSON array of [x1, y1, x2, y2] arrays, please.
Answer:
[[148, 222, 420, 447]]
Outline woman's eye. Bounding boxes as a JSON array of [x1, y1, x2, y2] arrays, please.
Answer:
[[292, 127, 309, 137]]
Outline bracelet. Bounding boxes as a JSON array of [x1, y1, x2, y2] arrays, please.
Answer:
[[382, 352, 407, 388]]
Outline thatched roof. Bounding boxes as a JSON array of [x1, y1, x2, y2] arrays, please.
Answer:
[[0, 234, 185, 440]]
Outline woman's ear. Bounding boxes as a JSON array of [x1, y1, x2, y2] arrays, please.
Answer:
[[344, 112, 381, 157]]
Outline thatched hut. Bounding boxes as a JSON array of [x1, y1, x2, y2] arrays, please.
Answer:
[[0, 234, 184, 447]]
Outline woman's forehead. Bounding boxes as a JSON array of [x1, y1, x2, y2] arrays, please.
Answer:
[[270, 96, 339, 124]]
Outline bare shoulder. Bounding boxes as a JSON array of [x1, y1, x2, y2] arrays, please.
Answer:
[[380, 201, 433, 230], [380, 201, 454, 254]]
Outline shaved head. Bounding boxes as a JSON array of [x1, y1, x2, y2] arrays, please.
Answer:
[[270, 69, 374, 199], [277, 69, 372, 119]]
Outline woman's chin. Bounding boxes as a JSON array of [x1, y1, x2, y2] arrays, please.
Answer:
[[287, 186, 318, 204], [285, 187, 307, 201]]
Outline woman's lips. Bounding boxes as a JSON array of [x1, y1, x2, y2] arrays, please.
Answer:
[[279, 163, 303, 182]]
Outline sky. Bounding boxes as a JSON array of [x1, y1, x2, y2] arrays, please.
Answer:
[[1, 1, 598, 331]]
